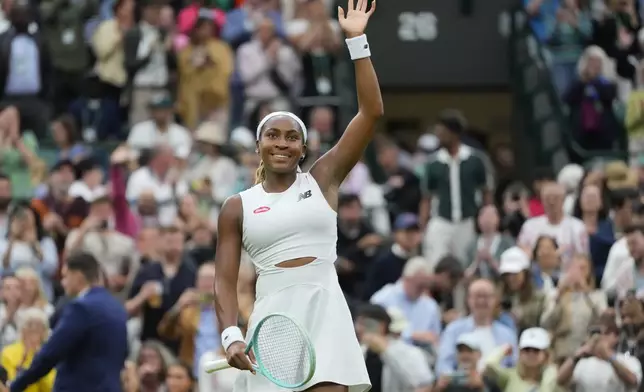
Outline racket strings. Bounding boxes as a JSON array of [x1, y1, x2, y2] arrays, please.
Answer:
[[254, 315, 313, 386]]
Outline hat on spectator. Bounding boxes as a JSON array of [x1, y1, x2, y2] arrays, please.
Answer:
[[557, 164, 584, 193], [195, 121, 227, 146], [393, 213, 419, 231], [148, 92, 173, 109], [499, 247, 530, 274], [230, 126, 256, 150], [386, 307, 408, 334], [456, 332, 480, 351], [605, 161, 638, 191], [519, 327, 550, 350]]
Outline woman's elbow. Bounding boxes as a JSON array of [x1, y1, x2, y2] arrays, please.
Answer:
[[360, 101, 384, 119]]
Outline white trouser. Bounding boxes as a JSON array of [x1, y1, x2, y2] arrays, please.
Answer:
[[423, 216, 476, 270]]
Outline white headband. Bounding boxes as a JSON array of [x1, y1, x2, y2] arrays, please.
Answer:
[[256, 111, 308, 143]]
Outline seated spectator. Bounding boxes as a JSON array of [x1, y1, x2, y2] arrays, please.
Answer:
[[134, 341, 171, 392], [157, 263, 217, 373], [185, 222, 215, 266], [483, 328, 559, 392], [433, 332, 484, 392], [221, 0, 284, 51], [175, 193, 214, 240], [0, 275, 21, 347], [524, 0, 559, 42], [573, 183, 615, 279], [518, 182, 588, 268], [67, 157, 105, 203], [362, 213, 422, 300], [91, 0, 134, 138], [14, 268, 55, 317], [496, 247, 546, 334], [124, 0, 176, 126], [564, 46, 621, 153], [166, 362, 195, 392], [542, 253, 607, 363], [531, 235, 561, 291], [354, 304, 434, 392], [527, 168, 554, 218], [544, 0, 592, 97], [177, 16, 233, 130], [430, 256, 467, 324], [0, 307, 55, 391], [557, 163, 584, 215], [556, 316, 642, 392], [370, 257, 442, 347], [49, 115, 90, 164], [465, 205, 514, 280], [602, 205, 644, 291], [127, 93, 192, 157], [237, 17, 302, 115], [0, 2, 51, 140], [436, 279, 518, 376], [0, 107, 41, 200], [0, 206, 58, 300], [186, 122, 238, 207]]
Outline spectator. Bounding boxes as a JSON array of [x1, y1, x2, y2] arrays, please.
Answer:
[[39, 0, 97, 116], [421, 110, 491, 267], [464, 205, 514, 280], [221, 0, 284, 50], [542, 253, 607, 363], [14, 267, 55, 317], [166, 362, 196, 392], [177, 15, 233, 130], [91, 0, 134, 138], [0, 275, 21, 347], [497, 247, 546, 334], [0, 107, 41, 200], [556, 316, 642, 392], [354, 304, 434, 392], [573, 183, 615, 279], [518, 182, 588, 267], [237, 17, 302, 114], [370, 257, 442, 347], [124, 0, 176, 126], [157, 263, 217, 373], [127, 93, 192, 156], [134, 341, 170, 392], [362, 213, 422, 300], [545, 0, 593, 97], [175, 193, 213, 240], [67, 157, 105, 203], [531, 235, 561, 291], [1, 307, 55, 391], [186, 122, 238, 206], [483, 328, 559, 392], [436, 279, 518, 376], [49, 114, 90, 163], [565, 46, 621, 152], [0, 206, 58, 300], [0, 0, 52, 140]]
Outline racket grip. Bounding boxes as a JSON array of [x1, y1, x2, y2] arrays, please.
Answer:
[[204, 359, 232, 373]]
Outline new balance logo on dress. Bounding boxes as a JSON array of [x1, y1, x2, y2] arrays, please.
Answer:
[[298, 190, 312, 202]]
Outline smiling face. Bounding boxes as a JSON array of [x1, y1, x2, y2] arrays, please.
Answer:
[[257, 116, 306, 173]]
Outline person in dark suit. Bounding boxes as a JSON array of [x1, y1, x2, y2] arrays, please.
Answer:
[[9, 252, 128, 392]]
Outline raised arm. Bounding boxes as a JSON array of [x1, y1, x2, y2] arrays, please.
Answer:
[[310, 0, 383, 199]]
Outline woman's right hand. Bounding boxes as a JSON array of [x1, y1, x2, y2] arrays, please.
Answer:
[[226, 341, 255, 373]]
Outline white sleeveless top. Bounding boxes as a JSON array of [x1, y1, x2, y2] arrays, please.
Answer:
[[239, 173, 337, 275]]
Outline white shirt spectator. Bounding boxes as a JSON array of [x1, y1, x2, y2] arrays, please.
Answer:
[[126, 166, 188, 225], [518, 215, 588, 267], [573, 354, 642, 392], [601, 237, 631, 291], [133, 22, 169, 88], [127, 120, 192, 157]]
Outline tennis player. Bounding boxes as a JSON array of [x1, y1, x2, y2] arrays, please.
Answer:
[[213, 0, 381, 391]]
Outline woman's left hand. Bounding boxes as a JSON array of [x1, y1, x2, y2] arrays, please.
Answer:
[[338, 0, 376, 38]]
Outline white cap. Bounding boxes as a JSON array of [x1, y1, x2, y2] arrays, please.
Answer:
[[499, 247, 530, 274], [456, 333, 480, 351], [519, 327, 550, 350], [386, 307, 409, 335]]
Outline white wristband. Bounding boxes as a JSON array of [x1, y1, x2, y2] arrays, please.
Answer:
[[221, 326, 245, 352], [345, 34, 371, 61]]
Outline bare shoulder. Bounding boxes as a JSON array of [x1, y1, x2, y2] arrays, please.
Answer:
[[218, 195, 243, 231]]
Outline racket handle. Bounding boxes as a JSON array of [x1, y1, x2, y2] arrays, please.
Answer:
[[204, 359, 232, 373]]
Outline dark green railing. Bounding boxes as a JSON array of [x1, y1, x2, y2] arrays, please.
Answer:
[[508, 5, 629, 173]]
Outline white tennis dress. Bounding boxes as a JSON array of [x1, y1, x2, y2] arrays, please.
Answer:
[[234, 172, 371, 392]]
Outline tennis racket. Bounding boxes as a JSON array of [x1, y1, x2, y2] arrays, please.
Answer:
[[204, 313, 316, 389]]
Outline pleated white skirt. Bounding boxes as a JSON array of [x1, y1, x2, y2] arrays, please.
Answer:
[[233, 260, 371, 392]]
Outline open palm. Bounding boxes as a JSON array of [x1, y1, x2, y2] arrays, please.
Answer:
[[337, 0, 375, 37]]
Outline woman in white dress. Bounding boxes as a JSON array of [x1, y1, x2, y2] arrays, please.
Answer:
[[213, 1, 381, 391]]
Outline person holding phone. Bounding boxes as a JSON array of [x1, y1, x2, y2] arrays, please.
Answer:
[[157, 263, 219, 375]]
